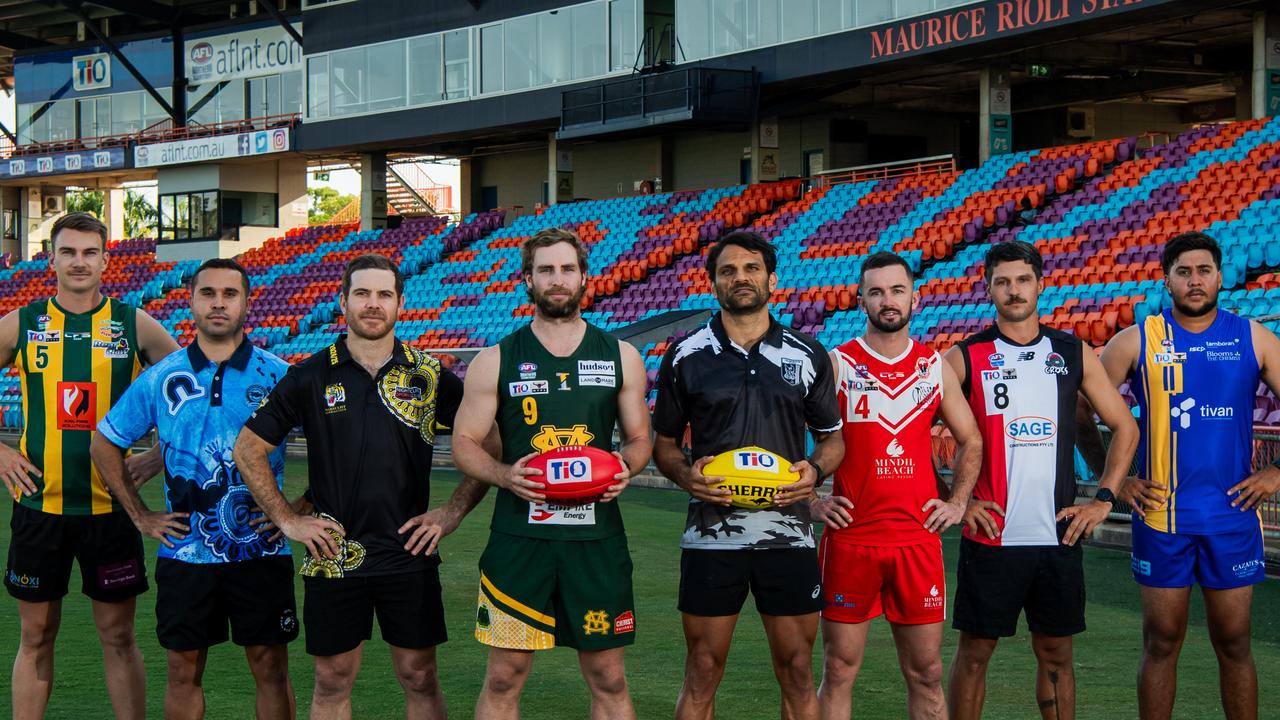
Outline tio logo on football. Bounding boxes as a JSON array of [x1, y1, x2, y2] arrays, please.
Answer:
[[734, 451, 777, 472], [547, 458, 592, 485]]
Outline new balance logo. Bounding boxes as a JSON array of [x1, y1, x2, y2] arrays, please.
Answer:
[[1017, 351, 1036, 361]]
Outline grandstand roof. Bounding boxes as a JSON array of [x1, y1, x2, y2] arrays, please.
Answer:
[[0, 0, 242, 82]]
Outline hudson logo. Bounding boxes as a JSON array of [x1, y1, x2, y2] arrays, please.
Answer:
[[1005, 416, 1057, 444], [733, 451, 778, 472], [547, 457, 592, 485]]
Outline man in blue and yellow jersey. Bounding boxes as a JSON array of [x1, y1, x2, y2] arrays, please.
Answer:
[[1095, 232, 1280, 720], [0, 212, 180, 719]]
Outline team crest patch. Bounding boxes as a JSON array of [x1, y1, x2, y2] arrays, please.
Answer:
[[583, 610, 611, 636], [163, 371, 206, 415], [1044, 352, 1069, 375], [780, 358, 802, 386], [518, 361, 538, 380], [916, 357, 930, 378], [324, 383, 346, 413]]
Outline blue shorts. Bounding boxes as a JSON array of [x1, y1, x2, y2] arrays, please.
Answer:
[[1130, 519, 1266, 589]]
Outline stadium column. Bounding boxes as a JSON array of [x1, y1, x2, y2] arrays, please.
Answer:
[[360, 152, 388, 231], [979, 68, 1012, 163], [549, 132, 573, 206], [102, 187, 125, 240], [459, 158, 475, 216], [1252, 11, 1280, 119]]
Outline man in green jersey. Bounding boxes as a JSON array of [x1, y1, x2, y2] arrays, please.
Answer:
[[451, 227, 653, 720], [0, 212, 179, 718]]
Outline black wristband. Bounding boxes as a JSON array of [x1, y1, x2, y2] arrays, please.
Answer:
[[808, 456, 825, 482]]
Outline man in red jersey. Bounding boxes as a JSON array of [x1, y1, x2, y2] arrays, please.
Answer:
[[813, 251, 984, 720]]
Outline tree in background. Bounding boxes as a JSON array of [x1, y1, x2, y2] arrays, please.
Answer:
[[309, 186, 355, 224], [62, 189, 158, 238]]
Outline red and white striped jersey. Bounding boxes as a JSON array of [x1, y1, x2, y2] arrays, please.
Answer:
[[831, 338, 944, 546]]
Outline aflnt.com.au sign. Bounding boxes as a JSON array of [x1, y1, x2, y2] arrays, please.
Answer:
[[185, 23, 302, 85], [864, 0, 1164, 61]]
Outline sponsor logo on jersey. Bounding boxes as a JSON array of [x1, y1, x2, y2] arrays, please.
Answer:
[[911, 383, 936, 404], [583, 610, 611, 635], [1160, 338, 1175, 350], [246, 384, 268, 406], [781, 358, 802, 386], [26, 330, 60, 343], [557, 372, 572, 391], [1232, 559, 1265, 578], [529, 500, 596, 525], [92, 338, 130, 359], [854, 363, 871, 379], [578, 360, 615, 375], [530, 424, 596, 452], [1005, 416, 1057, 444], [579, 374, 616, 388], [394, 386, 423, 402], [988, 352, 1005, 368], [508, 380, 549, 397], [1017, 351, 1036, 361], [6, 569, 38, 589], [1132, 557, 1152, 576], [879, 370, 905, 380], [924, 584, 944, 609], [35, 314, 51, 328], [832, 593, 856, 608], [733, 450, 780, 472], [1044, 352, 1068, 375], [1206, 349, 1242, 362], [1001, 368, 1018, 380], [981, 370, 1001, 382], [851, 379, 878, 391], [886, 438, 905, 458], [614, 610, 636, 634], [1153, 352, 1186, 365], [97, 319, 125, 341], [1167, 397, 1232, 429], [163, 372, 206, 415], [518, 361, 538, 379]]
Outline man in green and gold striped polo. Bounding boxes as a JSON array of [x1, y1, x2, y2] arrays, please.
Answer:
[[0, 212, 179, 719]]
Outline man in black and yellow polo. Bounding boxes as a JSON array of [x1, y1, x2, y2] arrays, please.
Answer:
[[0, 212, 179, 718], [235, 253, 469, 720], [451, 227, 653, 720]]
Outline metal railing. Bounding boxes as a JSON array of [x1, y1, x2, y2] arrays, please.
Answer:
[[561, 67, 756, 131], [813, 155, 957, 189]]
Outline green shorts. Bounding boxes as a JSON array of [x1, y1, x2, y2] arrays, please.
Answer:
[[475, 531, 635, 651]]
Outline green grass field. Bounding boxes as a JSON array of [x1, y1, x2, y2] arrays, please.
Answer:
[[4, 460, 1280, 718]]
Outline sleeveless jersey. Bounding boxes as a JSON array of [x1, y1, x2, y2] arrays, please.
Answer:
[[493, 322, 624, 540], [958, 325, 1083, 546], [1134, 309, 1259, 535], [831, 338, 944, 546], [15, 297, 141, 515]]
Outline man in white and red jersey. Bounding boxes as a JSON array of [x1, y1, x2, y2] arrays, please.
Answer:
[[945, 240, 1138, 720], [812, 251, 983, 720]]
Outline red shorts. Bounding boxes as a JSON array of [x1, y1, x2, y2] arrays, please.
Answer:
[[818, 536, 945, 625]]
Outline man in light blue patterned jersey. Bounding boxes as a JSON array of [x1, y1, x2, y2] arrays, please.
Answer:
[[91, 258, 299, 720]]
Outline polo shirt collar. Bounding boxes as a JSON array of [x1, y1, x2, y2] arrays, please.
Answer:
[[709, 312, 784, 356], [330, 334, 414, 367], [187, 336, 253, 372]]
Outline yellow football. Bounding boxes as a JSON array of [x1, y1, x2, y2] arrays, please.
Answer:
[[703, 446, 799, 509]]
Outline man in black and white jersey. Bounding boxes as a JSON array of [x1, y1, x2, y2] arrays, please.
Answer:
[[653, 231, 844, 720]]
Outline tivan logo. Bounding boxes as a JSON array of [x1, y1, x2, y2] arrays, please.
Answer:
[[733, 451, 779, 473], [1170, 397, 1233, 429], [1005, 416, 1057, 443], [547, 457, 592, 485]]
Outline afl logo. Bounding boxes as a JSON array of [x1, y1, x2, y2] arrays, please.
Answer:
[[190, 42, 213, 64], [1005, 416, 1057, 443]]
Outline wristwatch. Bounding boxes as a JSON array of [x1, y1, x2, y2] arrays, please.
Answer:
[[1094, 488, 1115, 504]]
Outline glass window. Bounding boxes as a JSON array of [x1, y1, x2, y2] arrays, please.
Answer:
[[330, 46, 366, 115], [143, 88, 172, 129], [159, 194, 177, 241], [609, 0, 637, 71], [79, 96, 113, 139], [781, 0, 815, 41], [48, 100, 76, 142], [409, 35, 442, 104], [572, 3, 606, 79], [191, 191, 219, 239], [219, 79, 246, 123], [281, 71, 303, 116], [480, 24, 503, 94], [223, 191, 278, 227], [539, 10, 571, 84], [676, 0, 710, 61], [856, 0, 893, 26], [443, 29, 470, 100], [895, 0, 933, 17], [308, 56, 330, 117], [756, 0, 781, 46], [505, 16, 537, 91], [711, 0, 749, 55], [17, 103, 36, 144], [818, 0, 844, 29], [367, 40, 406, 110], [111, 92, 142, 135]]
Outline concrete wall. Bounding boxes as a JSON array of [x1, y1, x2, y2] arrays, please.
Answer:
[[672, 130, 749, 191], [571, 137, 664, 199], [474, 149, 545, 210]]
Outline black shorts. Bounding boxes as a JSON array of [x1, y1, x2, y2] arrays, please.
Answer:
[[5, 503, 147, 603], [155, 556, 298, 651], [303, 564, 447, 657], [952, 537, 1085, 638], [679, 547, 823, 617]]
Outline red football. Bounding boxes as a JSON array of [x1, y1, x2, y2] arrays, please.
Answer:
[[525, 445, 624, 504]]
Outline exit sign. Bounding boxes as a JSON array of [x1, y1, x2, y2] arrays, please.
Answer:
[[1028, 63, 1052, 78]]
